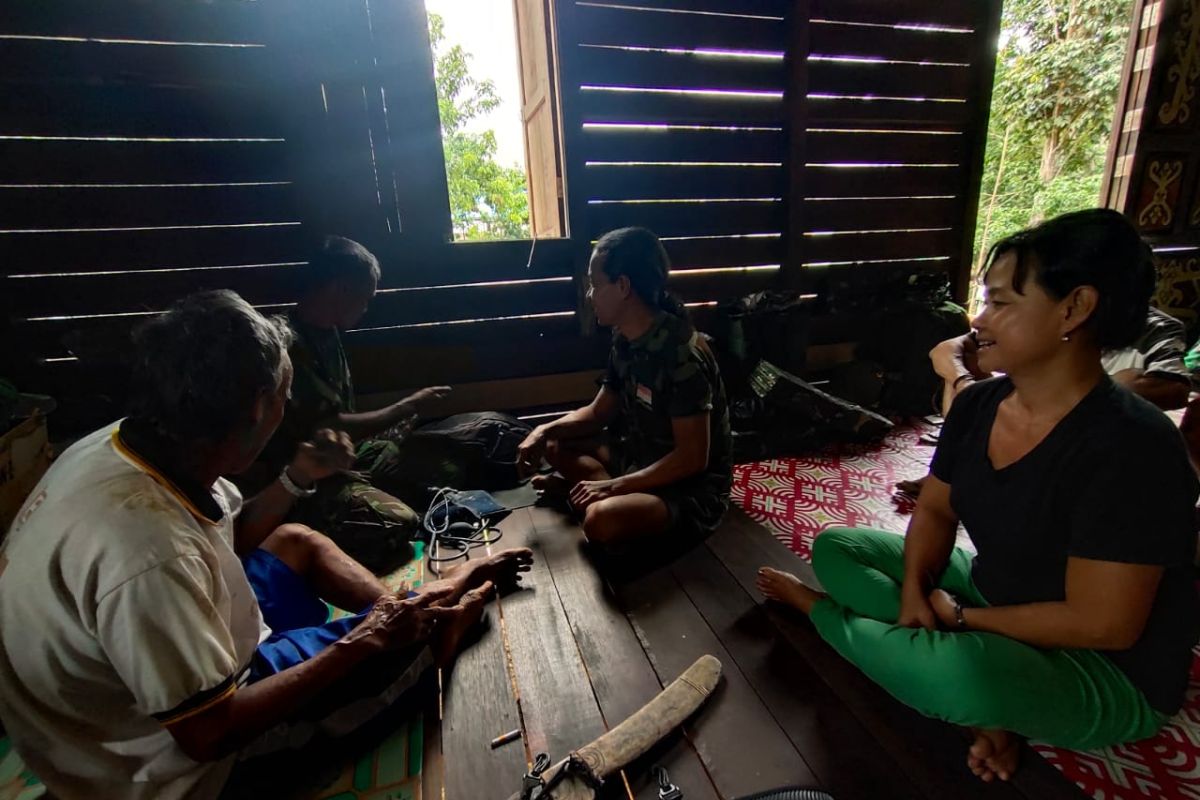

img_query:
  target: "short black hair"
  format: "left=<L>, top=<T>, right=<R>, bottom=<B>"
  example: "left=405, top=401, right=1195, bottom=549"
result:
left=982, top=208, right=1154, bottom=350
left=301, top=235, right=381, bottom=295
left=129, top=290, right=293, bottom=441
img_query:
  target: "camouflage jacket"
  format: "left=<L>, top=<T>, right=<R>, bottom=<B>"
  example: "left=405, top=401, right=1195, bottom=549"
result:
left=256, top=311, right=356, bottom=477
left=602, top=312, right=732, bottom=492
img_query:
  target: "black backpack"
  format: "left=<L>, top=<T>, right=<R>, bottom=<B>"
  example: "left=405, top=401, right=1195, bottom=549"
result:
left=364, top=411, right=533, bottom=510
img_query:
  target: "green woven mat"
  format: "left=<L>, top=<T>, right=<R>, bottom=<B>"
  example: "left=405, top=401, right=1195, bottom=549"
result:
left=311, top=541, right=430, bottom=799
left=0, top=737, right=43, bottom=800
left=329, top=542, right=429, bottom=621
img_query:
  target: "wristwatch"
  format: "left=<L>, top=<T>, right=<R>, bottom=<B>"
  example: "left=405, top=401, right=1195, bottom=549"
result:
left=278, top=466, right=317, bottom=498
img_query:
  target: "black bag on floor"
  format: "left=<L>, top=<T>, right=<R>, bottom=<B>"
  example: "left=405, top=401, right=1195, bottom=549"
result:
left=860, top=302, right=970, bottom=416
left=712, top=291, right=812, bottom=400
left=731, top=360, right=893, bottom=462
left=365, top=411, right=533, bottom=510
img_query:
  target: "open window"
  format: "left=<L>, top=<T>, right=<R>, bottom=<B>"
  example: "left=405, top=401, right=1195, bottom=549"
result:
left=424, top=0, right=566, bottom=242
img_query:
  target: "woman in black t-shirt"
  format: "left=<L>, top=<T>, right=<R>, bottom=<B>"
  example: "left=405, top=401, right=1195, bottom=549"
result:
left=758, top=209, right=1199, bottom=783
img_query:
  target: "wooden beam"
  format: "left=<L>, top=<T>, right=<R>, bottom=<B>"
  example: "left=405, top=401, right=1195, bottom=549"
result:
left=954, top=0, right=1003, bottom=303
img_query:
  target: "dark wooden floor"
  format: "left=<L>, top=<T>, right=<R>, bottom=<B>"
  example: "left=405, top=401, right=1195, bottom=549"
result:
left=421, top=507, right=1086, bottom=800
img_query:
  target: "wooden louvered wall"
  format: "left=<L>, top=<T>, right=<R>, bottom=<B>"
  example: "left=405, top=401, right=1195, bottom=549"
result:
left=554, top=0, right=1001, bottom=310
left=2, top=0, right=1005, bottom=432
left=0, top=0, right=597, bottom=431
left=557, top=0, right=789, bottom=319
left=790, top=0, right=1001, bottom=302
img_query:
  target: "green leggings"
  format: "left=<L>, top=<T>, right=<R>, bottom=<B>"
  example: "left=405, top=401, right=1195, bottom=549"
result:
left=809, top=528, right=1168, bottom=750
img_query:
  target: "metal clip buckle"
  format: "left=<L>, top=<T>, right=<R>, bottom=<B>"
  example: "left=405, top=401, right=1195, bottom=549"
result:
left=521, top=753, right=552, bottom=800
left=653, top=765, right=683, bottom=800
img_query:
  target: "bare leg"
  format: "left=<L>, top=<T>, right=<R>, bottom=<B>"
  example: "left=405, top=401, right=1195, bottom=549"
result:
left=431, top=581, right=495, bottom=667
left=756, top=567, right=827, bottom=614
left=580, top=494, right=671, bottom=546
left=260, top=524, right=387, bottom=611
left=534, top=439, right=612, bottom=496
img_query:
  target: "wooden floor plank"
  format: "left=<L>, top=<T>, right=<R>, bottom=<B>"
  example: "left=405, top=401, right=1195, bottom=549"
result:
left=439, top=601, right=527, bottom=800
left=708, top=511, right=1085, bottom=800
left=672, top=543, right=924, bottom=800
left=614, top=560, right=819, bottom=798
left=421, top=690, right=445, bottom=800
left=527, top=506, right=720, bottom=800
left=494, top=509, right=610, bottom=767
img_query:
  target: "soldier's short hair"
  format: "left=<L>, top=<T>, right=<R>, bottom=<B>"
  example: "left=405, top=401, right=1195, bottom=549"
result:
left=129, top=290, right=293, bottom=441
left=301, top=235, right=381, bottom=295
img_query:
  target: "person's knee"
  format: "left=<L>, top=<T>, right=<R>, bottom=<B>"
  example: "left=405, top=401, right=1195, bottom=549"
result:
left=903, top=642, right=1005, bottom=724
left=582, top=500, right=623, bottom=544
left=543, top=438, right=565, bottom=468
left=263, top=523, right=334, bottom=566
left=811, top=527, right=858, bottom=573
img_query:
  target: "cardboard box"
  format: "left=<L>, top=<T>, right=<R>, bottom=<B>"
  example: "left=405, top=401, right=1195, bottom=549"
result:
left=0, top=415, right=51, bottom=536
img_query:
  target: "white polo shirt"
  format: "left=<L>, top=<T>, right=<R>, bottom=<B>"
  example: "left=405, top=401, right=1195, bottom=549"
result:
left=0, top=424, right=266, bottom=800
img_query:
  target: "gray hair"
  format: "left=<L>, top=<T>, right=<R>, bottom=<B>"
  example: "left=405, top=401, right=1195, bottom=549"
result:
left=129, top=290, right=293, bottom=441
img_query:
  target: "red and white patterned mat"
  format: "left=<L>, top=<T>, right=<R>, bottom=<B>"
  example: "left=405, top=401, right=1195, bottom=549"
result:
left=732, top=421, right=1200, bottom=800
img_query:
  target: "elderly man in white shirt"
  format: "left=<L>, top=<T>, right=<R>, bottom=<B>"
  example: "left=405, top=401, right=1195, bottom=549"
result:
left=0, top=290, right=531, bottom=800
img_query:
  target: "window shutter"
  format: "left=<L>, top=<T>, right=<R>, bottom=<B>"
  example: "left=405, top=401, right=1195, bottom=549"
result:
left=514, top=0, right=567, bottom=238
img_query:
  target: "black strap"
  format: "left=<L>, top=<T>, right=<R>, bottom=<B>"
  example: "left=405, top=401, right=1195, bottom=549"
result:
left=521, top=752, right=603, bottom=799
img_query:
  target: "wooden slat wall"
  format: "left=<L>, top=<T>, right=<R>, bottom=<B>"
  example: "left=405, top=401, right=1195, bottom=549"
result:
left=790, top=0, right=1002, bottom=300
left=555, top=0, right=791, bottom=312
left=0, top=0, right=597, bottom=429
left=555, top=0, right=1002, bottom=310
left=4, top=0, right=1007, bottom=431
left=0, top=0, right=309, bottom=384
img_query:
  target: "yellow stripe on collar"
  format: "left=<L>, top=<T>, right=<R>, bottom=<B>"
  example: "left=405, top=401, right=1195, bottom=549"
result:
left=110, top=430, right=220, bottom=526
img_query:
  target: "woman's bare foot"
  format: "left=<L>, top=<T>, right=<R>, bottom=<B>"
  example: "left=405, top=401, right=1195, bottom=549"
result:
left=895, top=475, right=927, bottom=498
left=968, top=728, right=1020, bottom=782
left=417, top=547, right=533, bottom=605
left=432, top=581, right=494, bottom=666
left=756, top=567, right=826, bottom=615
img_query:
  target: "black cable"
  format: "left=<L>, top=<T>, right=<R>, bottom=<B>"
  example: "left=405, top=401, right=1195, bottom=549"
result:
left=423, top=488, right=505, bottom=577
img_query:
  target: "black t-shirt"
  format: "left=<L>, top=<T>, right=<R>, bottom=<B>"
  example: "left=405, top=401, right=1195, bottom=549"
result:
left=931, top=376, right=1200, bottom=714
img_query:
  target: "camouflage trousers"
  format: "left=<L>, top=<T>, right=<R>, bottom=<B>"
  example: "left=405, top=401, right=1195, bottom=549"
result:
left=288, top=439, right=421, bottom=575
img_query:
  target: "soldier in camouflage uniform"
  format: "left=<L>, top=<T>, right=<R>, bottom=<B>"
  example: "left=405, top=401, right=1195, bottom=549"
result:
left=517, top=227, right=732, bottom=546
left=241, top=236, right=449, bottom=574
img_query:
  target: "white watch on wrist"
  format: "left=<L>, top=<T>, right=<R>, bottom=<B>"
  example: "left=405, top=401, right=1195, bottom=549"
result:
left=278, top=466, right=317, bottom=498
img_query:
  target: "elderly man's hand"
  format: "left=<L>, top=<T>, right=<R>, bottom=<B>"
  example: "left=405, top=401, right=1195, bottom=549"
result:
left=290, top=428, right=355, bottom=484
left=345, top=595, right=454, bottom=653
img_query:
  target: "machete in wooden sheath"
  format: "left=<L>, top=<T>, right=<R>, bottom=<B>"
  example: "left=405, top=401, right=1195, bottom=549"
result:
left=510, top=653, right=722, bottom=800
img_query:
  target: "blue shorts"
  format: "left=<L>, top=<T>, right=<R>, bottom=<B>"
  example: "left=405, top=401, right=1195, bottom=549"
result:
left=242, top=549, right=369, bottom=682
